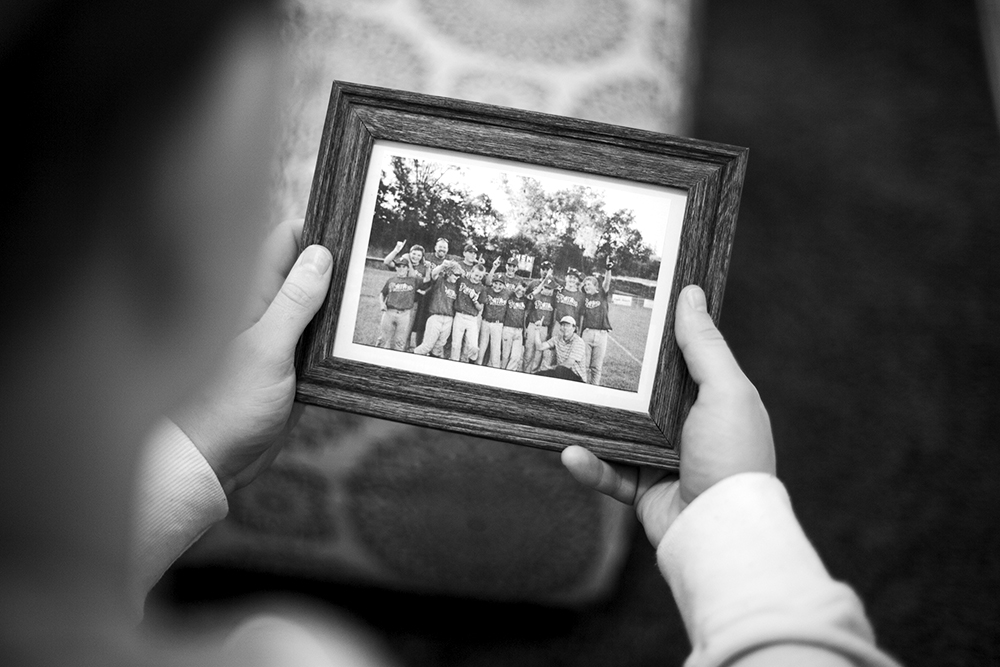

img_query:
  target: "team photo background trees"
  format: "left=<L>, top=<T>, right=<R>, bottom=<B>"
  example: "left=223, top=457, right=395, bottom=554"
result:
left=370, top=156, right=661, bottom=281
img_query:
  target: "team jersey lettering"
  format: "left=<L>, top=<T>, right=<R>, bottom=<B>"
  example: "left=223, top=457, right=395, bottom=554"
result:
left=556, top=293, right=581, bottom=307
left=486, top=294, right=507, bottom=307
left=444, top=286, right=457, bottom=300
left=389, top=283, right=415, bottom=293
left=460, top=282, right=483, bottom=299
left=585, top=298, right=602, bottom=309
left=507, top=300, right=526, bottom=311
left=534, top=301, right=553, bottom=311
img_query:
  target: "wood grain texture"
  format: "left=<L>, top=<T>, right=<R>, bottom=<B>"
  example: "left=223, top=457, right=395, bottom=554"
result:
left=295, top=81, right=747, bottom=470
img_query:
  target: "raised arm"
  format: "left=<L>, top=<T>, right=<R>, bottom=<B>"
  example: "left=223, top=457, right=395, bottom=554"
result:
left=485, top=256, right=502, bottom=285
left=430, top=260, right=451, bottom=279
left=383, top=239, right=406, bottom=268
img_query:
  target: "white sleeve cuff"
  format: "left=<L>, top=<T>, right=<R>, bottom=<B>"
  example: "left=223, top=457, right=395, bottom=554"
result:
left=657, top=473, right=900, bottom=667
left=130, top=418, right=228, bottom=615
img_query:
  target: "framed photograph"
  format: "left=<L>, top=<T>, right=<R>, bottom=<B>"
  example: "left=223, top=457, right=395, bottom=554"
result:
left=295, top=81, right=747, bottom=469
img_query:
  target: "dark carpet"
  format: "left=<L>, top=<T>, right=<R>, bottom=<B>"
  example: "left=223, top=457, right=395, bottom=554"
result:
left=159, top=1, right=1000, bottom=664
left=694, top=0, right=1000, bottom=664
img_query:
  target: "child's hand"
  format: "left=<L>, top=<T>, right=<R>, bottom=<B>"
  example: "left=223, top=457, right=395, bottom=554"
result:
left=561, top=285, right=775, bottom=547
left=394, top=239, right=407, bottom=253
left=171, top=219, right=333, bottom=497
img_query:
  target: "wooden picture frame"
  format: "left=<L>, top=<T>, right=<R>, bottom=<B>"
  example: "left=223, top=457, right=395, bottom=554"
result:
left=295, top=81, right=747, bottom=470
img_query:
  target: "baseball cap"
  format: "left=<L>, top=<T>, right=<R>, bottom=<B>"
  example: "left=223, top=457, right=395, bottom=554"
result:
left=395, top=255, right=411, bottom=266
left=539, top=260, right=552, bottom=270
left=463, top=243, right=478, bottom=253
left=559, top=316, right=577, bottom=327
left=506, top=256, right=518, bottom=265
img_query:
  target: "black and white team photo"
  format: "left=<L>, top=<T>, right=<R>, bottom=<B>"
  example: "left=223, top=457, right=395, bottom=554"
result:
left=351, top=152, right=673, bottom=394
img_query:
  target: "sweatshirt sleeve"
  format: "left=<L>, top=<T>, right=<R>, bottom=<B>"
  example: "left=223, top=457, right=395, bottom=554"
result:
left=130, top=418, right=229, bottom=616
left=657, top=472, right=901, bottom=667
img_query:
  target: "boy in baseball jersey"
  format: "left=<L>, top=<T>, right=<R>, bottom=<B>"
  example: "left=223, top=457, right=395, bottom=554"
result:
left=501, top=281, right=531, bottom=371
left=476, top=277, right=509, bottom=367
left=377, top=256, right=422, bottom=350
left=380, top=241, right=429, bottom=349
left=486, top=255, right=522, bottom=290
left=450, top=263, right=487, bottom=362
left=580, top=263, right=614, bottom=385
left=553, top=268, right=586, bottom=334
left=412, top=260, right=462, bottom=357
left=523, top=260, right=557, bottom=373
left=459, top=242, right=479, bottom=276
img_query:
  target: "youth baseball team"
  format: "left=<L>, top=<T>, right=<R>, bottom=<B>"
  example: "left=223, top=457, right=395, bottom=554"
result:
left=373, top=237, right=616, bottom=385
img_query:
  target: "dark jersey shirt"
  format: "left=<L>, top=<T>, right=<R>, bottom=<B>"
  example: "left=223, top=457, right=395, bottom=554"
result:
left=410, top=261, right=431, bottom=280
left=581, top=286, right=612, bottom=330
left=527, top=277, right=557, bottom=326
left=425, top=276, right=459, bottom=316
left=553, top=288, right=585, bottom=325
left=381, top=275, right=421, bottom=310
left=502, top=296, right=531, bottom=329
left=482, top=290, right=509, bottom=323
left=454, top=278, right=487, bottom=316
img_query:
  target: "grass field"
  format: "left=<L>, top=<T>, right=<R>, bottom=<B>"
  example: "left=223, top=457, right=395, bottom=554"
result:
left=353, top=266, right=652, bottom=393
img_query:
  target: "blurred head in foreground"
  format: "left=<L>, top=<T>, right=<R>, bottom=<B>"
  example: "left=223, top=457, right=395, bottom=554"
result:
left=0, top=1, right=344, bottom=663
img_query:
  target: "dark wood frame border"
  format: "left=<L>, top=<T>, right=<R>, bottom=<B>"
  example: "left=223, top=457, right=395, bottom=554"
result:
left=295, top=81, right=747, bottom=470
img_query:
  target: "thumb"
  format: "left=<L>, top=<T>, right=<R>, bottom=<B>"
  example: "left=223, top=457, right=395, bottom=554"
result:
left=255, top=245, right=333, bottom=355
left=674, top=285, right=744, bottom=389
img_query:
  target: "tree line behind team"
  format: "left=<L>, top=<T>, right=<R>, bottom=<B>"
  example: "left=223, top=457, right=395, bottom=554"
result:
left=375, top=237, right=616, bottom=385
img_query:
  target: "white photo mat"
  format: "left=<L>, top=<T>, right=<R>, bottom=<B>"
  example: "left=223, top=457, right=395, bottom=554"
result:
left=333, top=140, right=687, bottom=413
